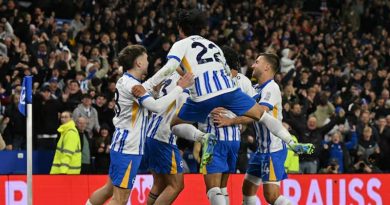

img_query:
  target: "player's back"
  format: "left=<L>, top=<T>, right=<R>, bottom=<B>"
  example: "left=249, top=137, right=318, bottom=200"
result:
left=253, top=80, right=285, bottom=153
left=111, top=73, right=149, bottom=155
left=146, top=73, right=187, bottom=145
left=169, top=35, right=236, bottom=102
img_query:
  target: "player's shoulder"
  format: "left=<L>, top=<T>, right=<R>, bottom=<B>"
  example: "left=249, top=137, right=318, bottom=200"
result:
left=118, top=74, right=141, bottom=90
left=236, top=73, right=251, bottom=82
left=268, top=80, right=281, bottom=90
left=173, top=36, right=194, bottom=46
left=263, top=80, right=279, bottom=89
left=263, top=80, right=281, bottom=96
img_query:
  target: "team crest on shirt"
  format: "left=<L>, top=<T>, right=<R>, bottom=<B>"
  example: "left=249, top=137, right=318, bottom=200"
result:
left=180, top=160, right=184, bottom=168
left=263, top=92, right=271, bottom=101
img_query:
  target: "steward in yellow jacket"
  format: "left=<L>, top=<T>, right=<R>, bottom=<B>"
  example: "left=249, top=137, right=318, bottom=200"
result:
left=50, top=115, right=81, bottom=174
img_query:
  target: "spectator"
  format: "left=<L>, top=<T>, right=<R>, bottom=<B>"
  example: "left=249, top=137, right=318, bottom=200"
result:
left=352, top=153, right=382, bottom=173
left=50, top=111, right=81, bottom=174
left=0, top=18, right=14, bottom=40
left=92, top=94, right=106, bottom=125
left=72, top=94, right=100, bottom=137
left=0, top=133, right=5, bottom=150
left=70, top=13, right=86, bottom=38
left=286, top=110, right=345, bottom=173
left=33, top=87, right=62, bottom=150
left=76, top=116, right=92, bottom=174
left=62, top=80, right=83, bottom=111
left=102, top=100, right=115, bottom=133
left=373, top=98, right=390, bottom=119
left=280, top=48, right=297, bottom=74
left=357, top=127, right=380, bottom=162
left=312, top=92, right=336, bottom=128
left=320, top=128, right=357, bottom=173
left=3, top=93, right=26, bottom=150
left=284, top=102, right=306, bottom=131
left=357, top=110, right=380, bottom=141
left=47, top=77, right=62, bottom=99
left=320, top=158, right=341, bottom=174
left=377, top=116, right=390, bottom=171
left=92, top=124, right=111, bottom=174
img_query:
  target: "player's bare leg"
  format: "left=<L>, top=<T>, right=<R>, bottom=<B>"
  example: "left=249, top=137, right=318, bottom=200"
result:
left=220, top=174, right=230, bottom=205
left=243, top=105, right=315, bottom=155
left=204, top=173, right=225, bottom=205
left=153, top=173, right=184, bottom=205
left=263, top=183, right=280, bottom=204
left=263, top=183, right=292, bottom=205
left=108, top=186, right=131, bottom=205
left=171, top=115, right=217, bottom=170
left=86, top=177, right=113, bottom=205
left=148, top=172, right=166, bottom=205
left=242, top=178, right=259, bottom=205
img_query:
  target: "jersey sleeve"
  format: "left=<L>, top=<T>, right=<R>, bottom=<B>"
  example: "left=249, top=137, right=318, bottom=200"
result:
left=258, top=84, right=280, bottom=110
left=239, top=74, right=257, bottom=97
left=122, top=79, right=142, bottom=104
left=167, top=39, right=188, bottom=63
left=142, top=40, right=188, bottom=91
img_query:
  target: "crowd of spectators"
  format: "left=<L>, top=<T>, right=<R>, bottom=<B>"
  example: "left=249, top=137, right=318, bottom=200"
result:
left=0, top=0, right=389, bottom=174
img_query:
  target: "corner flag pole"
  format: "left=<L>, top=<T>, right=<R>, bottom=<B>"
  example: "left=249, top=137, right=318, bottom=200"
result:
left=27, top=102, right=33, bottom=205
left=19, top=76, right=33, bottom=205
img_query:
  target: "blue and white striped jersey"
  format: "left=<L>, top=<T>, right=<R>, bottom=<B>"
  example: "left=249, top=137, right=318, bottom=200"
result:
left=111, top=73, right=149, bottom=155
left=198, top=73, right=256, bottom=141
left=146, top=73, right=188, bottom=145
left=167, top=35, right=236, bottom=102
left=253, top=80, right=286, bottom=153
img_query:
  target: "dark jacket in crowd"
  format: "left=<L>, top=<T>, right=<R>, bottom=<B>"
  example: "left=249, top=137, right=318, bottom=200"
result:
left=287, top=116, right=345, bottom=162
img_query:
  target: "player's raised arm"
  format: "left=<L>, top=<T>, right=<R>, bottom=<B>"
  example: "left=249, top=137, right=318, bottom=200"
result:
left=142, top=40, right=188, bottom=91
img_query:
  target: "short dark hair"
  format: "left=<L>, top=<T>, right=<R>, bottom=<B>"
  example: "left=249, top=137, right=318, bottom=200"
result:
left=221, top=46, right=240, bottom=70
left=177, top=9, right=207, bottom=36
left=118, top=45, right=147, bottom=70
left=259, top=53, right=280, bottom=73
left=69, top=80, right=80, bottom=87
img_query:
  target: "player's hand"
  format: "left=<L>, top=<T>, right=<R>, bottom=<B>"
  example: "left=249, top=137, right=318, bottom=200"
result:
left=132, top=85, right=147, bottom=97
left=5, top=144, right=12, bottom=150
left=211, top=107, right=228, bottom=115
left=213, top=113, right=234, bottom=127
left=177, top=72, right=194, bottom=89
left=288, top=142, right=315, bottom=155
left=193, top=141, right=201, bottom=164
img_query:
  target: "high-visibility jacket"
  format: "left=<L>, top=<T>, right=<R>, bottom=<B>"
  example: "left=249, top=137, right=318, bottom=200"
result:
left=50, top=120, right=81, bottom=174
left=284, top=135, right=300, bottom=173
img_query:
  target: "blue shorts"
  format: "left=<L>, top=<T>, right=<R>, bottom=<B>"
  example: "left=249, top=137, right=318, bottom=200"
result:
left=246, top=148, right=288, bottom=182
left=204, top=141, right=240, bottom=174
left=178, top=88, right=256, bottom=123
left=109, top=150, right=142, bottom=189
left=144, top=138, right=184, bottom=174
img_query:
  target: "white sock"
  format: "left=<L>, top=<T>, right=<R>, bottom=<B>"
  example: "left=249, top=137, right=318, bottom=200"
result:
left=207, top=187, right=226, bottom=205
left=220, top=187, right=230, bottom=205
left=85, top=199, right=93, bottom=205
left=274, top=195, right=292, bottom=205
left=172, top=124, right=204, bottom=142
left=243, top=195, right=257, bottom=205
left=259, top=112, right=293, bottom=144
